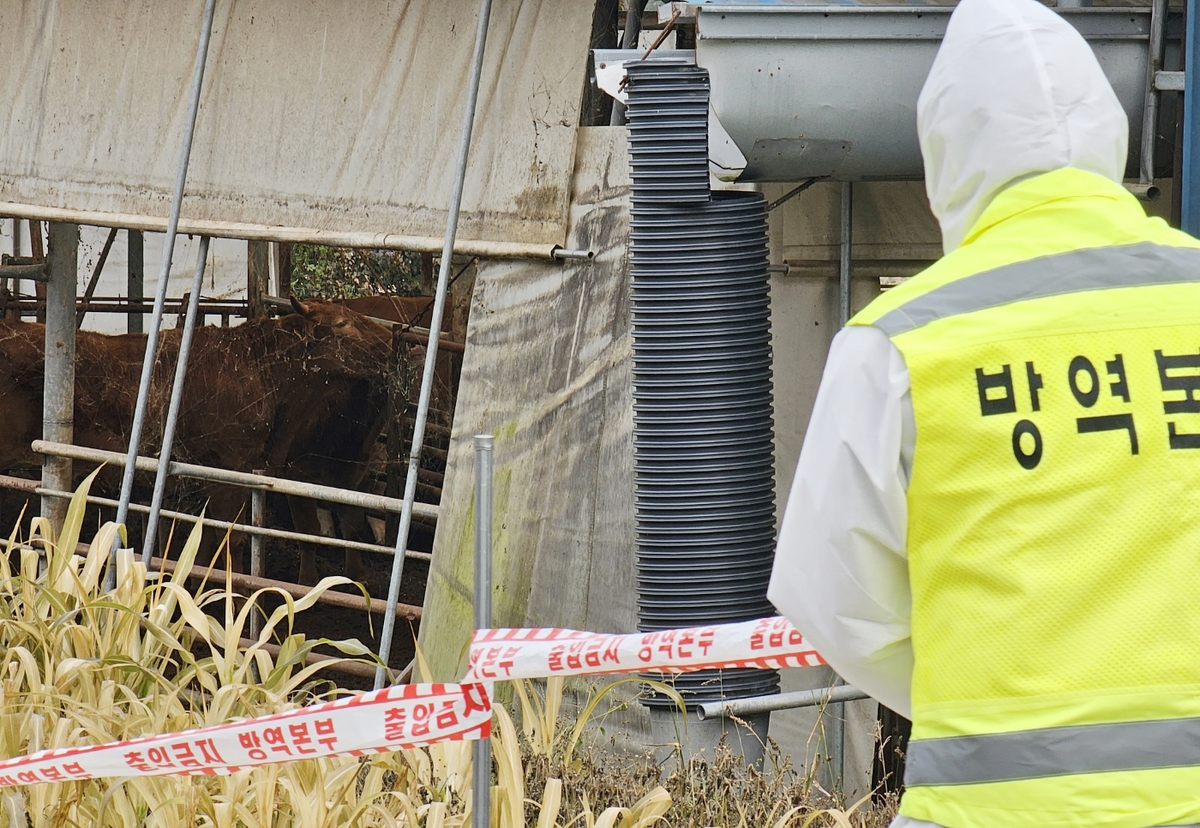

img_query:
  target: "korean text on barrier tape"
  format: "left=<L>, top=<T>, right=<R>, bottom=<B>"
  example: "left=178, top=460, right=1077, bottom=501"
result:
left=0, top=682, right=491, bottom=787
left=463, top=616, right=825, bottom=682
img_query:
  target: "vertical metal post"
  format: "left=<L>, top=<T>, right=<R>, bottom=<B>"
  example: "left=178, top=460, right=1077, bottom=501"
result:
left=1184, top=0, right=1200, bottom=236
left=42, top=223, right=78, bottom=535
left=128, top=230, right=144, bottom=334
left=273, top=243, right=293, bottom=299
left=835, top=182, right=854, bottom=324
left=838, top=181, right=853, bottom=326
left=31, top=221, right=46, bottom=324
left=140, top=237, right=211, bottom=564
left=113, top=0, right=216, bottom=578
left=249, top=478, right=265, bottom=639
left=1140, top=0, right=1168, bottom=187
left=819, top=677, right=846, bottom=794
left=7, top=218, right=21, bottom=319
left=247, top=241, right=270, bottom=319
left=374, top=0, right=496, bottom=689
left=826, top=179, right=853, bottom=791
left=472, top=434, right=494, bottom=828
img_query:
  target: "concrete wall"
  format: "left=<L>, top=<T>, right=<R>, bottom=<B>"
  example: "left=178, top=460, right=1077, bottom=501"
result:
left=764, top=179, right=937, bottom=798
left=419, top=127, right=638, bottom=681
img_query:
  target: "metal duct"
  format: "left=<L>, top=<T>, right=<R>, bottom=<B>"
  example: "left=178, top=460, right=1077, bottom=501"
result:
left=627, top=61, right=779, bottom=709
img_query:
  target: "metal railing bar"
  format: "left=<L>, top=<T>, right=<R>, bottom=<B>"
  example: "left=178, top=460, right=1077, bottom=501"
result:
left=151, top=557, right=422, bottom=620
left=398, top=329, right=467, bottom=355
left=142, top=236, right=212, bottom=564
left=33, top=485, right=432, bottom=562
left=375, top=0, right=496, bottom=690
left=0, top=203, right=584, bottom=261
left=0, top=475, right=40, bottom=493
left=695, top=685, right=870, bottom=720
left=32, top=441, right=439, bottom=520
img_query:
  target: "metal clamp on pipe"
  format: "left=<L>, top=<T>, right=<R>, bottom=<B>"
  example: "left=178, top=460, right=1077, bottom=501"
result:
left=695, top=684, right=870, bottom=721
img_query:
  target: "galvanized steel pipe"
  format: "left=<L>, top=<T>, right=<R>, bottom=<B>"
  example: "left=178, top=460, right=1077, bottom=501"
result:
left=696, top=685, right=870, bottom=721
left=839, top=181, right=853, bottom=327
left=35, top=484, right=431, bottom=563
left=472, top=434, right=494, bottom=828
left=375, top=0, right=496, bottom=690
left=0, top=203, right=591, bottom=263
left=114, top=0, right=217, bottom=580
left=1140, top=0, right=1168, bottom=187
left=141, top=236, right=211, bottom=564
left=1184, top=0, right=1200, bottom=235
left=33, top=440, right=438, bottom=520
left=249, top=473, right=266, bottom=639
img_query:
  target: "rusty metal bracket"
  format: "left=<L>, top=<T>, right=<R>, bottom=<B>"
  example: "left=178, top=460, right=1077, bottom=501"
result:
left=0, top=255, right=48, bottom=282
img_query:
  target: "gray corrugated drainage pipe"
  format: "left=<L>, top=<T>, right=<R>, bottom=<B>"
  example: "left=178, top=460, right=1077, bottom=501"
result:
left=626, top=61, right=779, bottom=764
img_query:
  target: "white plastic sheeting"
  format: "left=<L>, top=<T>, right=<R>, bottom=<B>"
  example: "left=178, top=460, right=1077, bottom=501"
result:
left=0, top=0, right=593, bottom=248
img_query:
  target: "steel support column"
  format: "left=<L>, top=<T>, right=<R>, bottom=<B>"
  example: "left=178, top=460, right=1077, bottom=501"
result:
left=42, top=223, right=78, bottom=533
left=128, top=230, right=144, bottom=334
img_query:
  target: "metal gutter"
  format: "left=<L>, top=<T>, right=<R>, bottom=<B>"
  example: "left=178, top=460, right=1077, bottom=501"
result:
left=693, top=5, right=1171, bottom=181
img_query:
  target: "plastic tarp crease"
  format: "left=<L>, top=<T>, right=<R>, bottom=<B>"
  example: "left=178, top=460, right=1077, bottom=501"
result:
left=0, top=0, right=592, bottom=247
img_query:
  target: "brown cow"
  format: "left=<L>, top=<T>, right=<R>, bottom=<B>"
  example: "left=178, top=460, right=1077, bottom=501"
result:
left=338, top=295, right=447, bottom=332
left=0, top=299, right=393, bottom=583
left=337, top=295, right=461, bottom=428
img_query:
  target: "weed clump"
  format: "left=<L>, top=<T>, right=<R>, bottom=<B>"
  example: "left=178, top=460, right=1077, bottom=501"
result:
left=0, top=475, right=896, bottom=826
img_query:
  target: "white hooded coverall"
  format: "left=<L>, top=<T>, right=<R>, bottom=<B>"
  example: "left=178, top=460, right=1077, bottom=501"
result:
left=764, top=0, right=1189, bottom=825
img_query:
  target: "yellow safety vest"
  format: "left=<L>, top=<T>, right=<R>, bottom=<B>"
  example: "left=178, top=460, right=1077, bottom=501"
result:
left=851, top=168, right=1200, bottom=828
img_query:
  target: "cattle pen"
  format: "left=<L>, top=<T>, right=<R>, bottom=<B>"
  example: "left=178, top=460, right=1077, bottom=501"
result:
left=0, top=0, right=591, bottom=689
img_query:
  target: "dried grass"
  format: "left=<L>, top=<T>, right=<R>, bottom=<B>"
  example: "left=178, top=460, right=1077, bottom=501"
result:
left=0, top=475, right=897, bottom=826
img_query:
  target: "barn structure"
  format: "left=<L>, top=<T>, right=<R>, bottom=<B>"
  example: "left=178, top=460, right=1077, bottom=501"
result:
left=0, top=0, right=1197, bottom=799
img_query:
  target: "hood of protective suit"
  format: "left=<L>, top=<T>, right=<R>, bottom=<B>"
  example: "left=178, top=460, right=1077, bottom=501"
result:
left=917, top=0, right=1128, bottom=253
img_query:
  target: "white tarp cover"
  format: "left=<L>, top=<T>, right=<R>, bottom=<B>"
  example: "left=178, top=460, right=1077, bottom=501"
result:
left=0, top=0, right=593, bottom=247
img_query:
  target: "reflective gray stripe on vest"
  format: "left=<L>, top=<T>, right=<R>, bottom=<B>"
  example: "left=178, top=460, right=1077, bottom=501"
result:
left=906, top=716, right=1200, bottom=786
left=873, top=242, right=1200, bottom=338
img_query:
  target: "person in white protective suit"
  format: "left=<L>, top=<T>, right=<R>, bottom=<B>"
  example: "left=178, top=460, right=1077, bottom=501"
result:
left=769, top=0, right=1200, bottom=825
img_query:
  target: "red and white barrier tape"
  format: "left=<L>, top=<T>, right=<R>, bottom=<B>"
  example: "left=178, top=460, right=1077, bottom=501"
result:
left=0, top=617, right=824, bottom=786
left=463, top=616, right=825, bottom=682
left=0, top=682, right=490, bottom=788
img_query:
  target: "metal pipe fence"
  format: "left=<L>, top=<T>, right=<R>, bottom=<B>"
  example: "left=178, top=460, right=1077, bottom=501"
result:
left=33, top=441, right=439, bottom=520
left=28, top=484, right=432, bottom=563
left=472, top=434, right=494, bottom=828
left=2, top=440, right=440, bottom=636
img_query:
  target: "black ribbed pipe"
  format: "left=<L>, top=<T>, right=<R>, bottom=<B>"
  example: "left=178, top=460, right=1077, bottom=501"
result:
left=627, top=61, right=779, bottom=708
